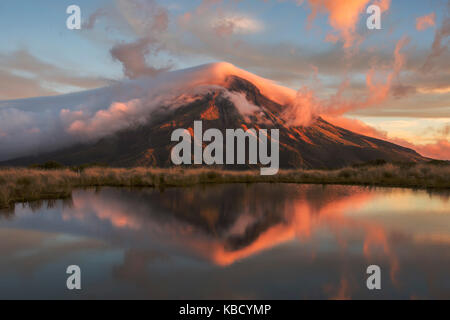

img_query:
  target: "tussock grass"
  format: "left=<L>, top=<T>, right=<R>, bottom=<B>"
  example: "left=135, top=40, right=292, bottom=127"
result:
left=0, top=163, right=449, bottom=209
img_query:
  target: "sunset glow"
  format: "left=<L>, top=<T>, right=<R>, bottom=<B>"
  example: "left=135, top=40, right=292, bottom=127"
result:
left=0, top=0, right=448, bottom=160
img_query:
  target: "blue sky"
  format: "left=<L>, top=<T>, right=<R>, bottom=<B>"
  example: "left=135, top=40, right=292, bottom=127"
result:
left=0, top=0, right=445, bottom=81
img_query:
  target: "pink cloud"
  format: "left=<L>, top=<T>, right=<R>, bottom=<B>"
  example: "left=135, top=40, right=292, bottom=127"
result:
left=306, top=0, right=391, bottom=48
left=282, top=36, right=409, bottom=126
left=323, top=115, right=450, bottom=160
left=416, top=12, right=436, bottom=31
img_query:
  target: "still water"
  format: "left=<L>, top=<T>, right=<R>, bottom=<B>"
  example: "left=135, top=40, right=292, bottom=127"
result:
left=0, top=184, right=449, bottom=299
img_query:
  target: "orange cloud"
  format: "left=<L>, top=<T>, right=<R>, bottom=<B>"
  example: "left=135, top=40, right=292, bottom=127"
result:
left=63, top=100, right=149, bottom=139
left=321, top=115, right=388, bottom=138
left=421, top=14, right=450, bottom=72
left=411, top=140, right=450, bottom=160
left=284, top=36, right=409, bottom=126
left=417, top=86, right=450, bottom=94
left=365, top=36, right=409, bottom=105
left=416, top=12, right=436, bottom=31
left=306, top=0, right=391, bottom=48
left=322, top=116, right=450, bottom=160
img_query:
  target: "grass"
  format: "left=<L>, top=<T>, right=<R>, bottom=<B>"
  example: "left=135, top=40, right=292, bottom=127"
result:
left=0, top=162, right=449, bottom=209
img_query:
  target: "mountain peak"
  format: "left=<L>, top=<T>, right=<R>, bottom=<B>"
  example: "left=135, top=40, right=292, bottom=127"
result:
left=0, top=62, right=428, bottom=166
left=151, top=62, right=297, bottom=106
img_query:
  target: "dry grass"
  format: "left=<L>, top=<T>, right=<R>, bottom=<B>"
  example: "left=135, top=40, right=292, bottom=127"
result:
left=0, top=163, right=449, bottom=209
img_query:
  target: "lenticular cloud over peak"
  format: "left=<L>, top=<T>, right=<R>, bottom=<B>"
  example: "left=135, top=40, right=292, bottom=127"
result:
left=0, top=62, right=298, bottom=161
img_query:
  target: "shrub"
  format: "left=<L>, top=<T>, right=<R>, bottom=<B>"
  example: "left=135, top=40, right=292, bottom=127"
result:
left=352, top=159, right=387, bottom=168
left=338, top=169, right=353, bottom=178
left=29, top=161, right=65, bottom=170
left=0, top=164, right=448, bottom=209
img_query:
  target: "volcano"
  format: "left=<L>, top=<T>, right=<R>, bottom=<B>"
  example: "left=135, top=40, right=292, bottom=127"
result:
left=0, top=62, right=427, bottom=169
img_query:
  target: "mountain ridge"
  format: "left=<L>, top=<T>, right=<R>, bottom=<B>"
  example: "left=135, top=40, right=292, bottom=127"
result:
left=1, top=70, right=427, bottom=169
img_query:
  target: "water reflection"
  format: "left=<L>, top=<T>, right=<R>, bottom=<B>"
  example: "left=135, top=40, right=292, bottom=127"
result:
left=0, top=184, right=449, bottom=299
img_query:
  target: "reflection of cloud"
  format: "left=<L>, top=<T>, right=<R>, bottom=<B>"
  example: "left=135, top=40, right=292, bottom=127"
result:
left=414, top=234, right=450, bottom=245
left=64, top=185, right=379, bottom=268
left=363, top=225, right=399, bottom=285
left=205, top=189, right=375, bottom=266
left=0, top=228, right=105, bottom=276
left=57, top=184, right=450, bottom=285
left=326, top=277, right=352, bottom=300
left=4, top=184, right=450, bottom=299
left=113, top=249, right=169, bottom=283
left=63, top=191, right=142, bottom=230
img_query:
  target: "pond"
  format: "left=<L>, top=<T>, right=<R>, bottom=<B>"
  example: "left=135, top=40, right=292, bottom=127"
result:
left=0, top=184, right=449, bottom=299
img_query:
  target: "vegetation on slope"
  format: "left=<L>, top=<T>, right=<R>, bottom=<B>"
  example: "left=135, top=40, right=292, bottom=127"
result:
left=0, top=161, right=449, bottom=209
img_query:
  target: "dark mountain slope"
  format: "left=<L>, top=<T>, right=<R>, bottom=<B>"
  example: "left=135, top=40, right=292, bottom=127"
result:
left=1, top=75, right=426, bottom=169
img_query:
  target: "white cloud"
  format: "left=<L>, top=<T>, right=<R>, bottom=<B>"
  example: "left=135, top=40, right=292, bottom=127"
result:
left=0, top=63, right=283, bottom=161
left=211, top=14, right=264, bottom=36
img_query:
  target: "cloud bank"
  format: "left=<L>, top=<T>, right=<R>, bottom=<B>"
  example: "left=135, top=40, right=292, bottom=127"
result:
left=0, top=50, right=112, bottom=100
left=0, top=63, right=295, bottom=161
left=281, top=36, right=410, bottom=125
left=0, top=61, right=448, bottom=161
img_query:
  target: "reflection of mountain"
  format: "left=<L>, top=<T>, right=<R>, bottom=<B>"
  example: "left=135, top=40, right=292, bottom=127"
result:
left=5, top=185, right=448, bottom=270
left=67, top=185, right=298, bottom=249
left=59, top=185, right=381, bottom=265
left=2, top=64, right=427, bottom=168
left=7, top=184, right=447, bottom=267
left=2, top=184, right=450, bottom=299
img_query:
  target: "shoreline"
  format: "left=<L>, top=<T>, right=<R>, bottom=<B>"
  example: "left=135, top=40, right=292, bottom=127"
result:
left=1, top=164, right=449, bottom=209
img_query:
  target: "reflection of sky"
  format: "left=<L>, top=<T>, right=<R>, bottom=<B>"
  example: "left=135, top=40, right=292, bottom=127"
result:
left=0, top=184, right=449, bottom=299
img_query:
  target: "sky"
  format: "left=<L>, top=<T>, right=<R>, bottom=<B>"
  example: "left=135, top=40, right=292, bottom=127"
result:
left=0, top=0, right=449, bottom=159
